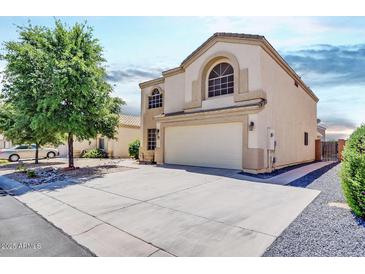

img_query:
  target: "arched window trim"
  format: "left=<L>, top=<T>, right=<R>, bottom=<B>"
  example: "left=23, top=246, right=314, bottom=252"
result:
left=151, top=88, right=160, bottom=96
left=148, top=88, right=163, bottom=109
left=207, top=61, right=234, bottom=98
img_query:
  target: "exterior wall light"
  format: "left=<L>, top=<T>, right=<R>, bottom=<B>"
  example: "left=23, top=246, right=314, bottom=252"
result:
left=249, top=121, right=255, bottom=131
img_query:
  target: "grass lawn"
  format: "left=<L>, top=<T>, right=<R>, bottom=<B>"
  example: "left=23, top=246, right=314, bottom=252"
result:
left=0, top=159, right=9, bottom=165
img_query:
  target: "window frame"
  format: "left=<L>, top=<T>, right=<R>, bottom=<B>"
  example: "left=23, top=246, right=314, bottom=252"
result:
left=147, top=129, right=157, bottom=150
left=304, top=132, right=309, bottom=146
left=148, top=88, right=163, bottom=109
left=207, top=62, right=234, bottom=98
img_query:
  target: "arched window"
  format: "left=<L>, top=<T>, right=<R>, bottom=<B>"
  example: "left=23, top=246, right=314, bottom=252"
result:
left=148, top=88, right=163, bottom=109
left=208, top=62, right=234, bottom=98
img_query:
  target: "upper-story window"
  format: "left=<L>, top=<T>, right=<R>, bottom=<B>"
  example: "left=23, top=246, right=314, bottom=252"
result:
left=208, top=62, right=234, bottom=98
left=148, top=88, right=163, bottom=109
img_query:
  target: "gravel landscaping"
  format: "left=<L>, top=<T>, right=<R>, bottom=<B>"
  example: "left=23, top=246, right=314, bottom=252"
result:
left=1, top=158, right=135, bottom=186
left=264, top=163, right=365, bottom=257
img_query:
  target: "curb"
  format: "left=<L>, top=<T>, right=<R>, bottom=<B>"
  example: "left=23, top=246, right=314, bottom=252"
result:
left=0, top=175, right=32, bottom=196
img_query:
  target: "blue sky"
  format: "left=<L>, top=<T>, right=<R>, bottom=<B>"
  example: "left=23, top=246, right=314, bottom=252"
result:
left=0, top=16, right=364, bottom=139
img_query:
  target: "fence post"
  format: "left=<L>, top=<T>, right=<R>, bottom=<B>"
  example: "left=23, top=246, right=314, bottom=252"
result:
left=338, top=139, right=346, bottom=161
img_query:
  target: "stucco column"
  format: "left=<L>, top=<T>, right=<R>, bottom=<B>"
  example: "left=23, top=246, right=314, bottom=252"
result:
left=242, top=116, right=266, bottom=172
left=155, top=125, right=164, bottom=164
left=338, top=139, right=346, bottom=161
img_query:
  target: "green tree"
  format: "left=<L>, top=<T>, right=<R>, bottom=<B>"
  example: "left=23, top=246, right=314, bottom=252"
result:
left=0, top=103, right=63, bottom=163
left=1, top=21, right=123, bottom=168
left=0, top=24, right=63, bottom=163
left=35, top=20, right=123, bottom=168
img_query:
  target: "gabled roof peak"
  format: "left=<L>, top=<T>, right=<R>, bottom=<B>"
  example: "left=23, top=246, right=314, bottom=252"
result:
left=180, top=32, right=265, bottom=67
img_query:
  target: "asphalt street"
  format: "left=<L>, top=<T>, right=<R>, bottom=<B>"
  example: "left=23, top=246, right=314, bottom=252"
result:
left=0, top=188, right=93, bottom=257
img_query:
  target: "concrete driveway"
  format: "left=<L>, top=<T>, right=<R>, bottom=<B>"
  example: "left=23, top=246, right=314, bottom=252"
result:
left=9, top=165, right=319, bottom=256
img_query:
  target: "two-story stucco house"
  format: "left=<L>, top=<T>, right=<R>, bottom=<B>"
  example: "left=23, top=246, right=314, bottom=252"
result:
left=139, top=33, right=318, bottom=173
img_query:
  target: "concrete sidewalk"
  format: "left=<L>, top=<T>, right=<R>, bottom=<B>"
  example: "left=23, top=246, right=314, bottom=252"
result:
left=0, top=189, right=93, bottom=257
left=233, top=161, right=335, bottom=185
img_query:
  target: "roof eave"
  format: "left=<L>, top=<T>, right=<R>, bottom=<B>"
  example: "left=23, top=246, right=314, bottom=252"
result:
left=139, top=77, right=165, bottom=89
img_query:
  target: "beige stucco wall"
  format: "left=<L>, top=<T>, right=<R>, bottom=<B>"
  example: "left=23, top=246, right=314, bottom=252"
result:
left=258, top=48, right=317, bottom=168
left=184, top=42, right=262, bottom=106
left=164, top=73, right=185, bottom=114
left=107, top=126, right=140, bottom=158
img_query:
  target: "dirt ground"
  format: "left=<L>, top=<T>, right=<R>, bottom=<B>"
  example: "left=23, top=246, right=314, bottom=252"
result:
left=0, top=158, right=137, bottom=185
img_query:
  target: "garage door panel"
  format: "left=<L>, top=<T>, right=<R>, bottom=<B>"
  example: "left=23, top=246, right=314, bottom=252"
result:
left=164, top=123, right=242, bottom=170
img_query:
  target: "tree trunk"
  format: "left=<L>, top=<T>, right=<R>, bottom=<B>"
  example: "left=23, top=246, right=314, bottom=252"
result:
left=68, top=133, right=74, bottom=168
left=35, top=143, right=39, bottom=164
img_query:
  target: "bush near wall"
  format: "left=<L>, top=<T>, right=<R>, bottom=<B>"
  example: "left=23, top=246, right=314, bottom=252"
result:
left=128, top=140, right=140, bottom=159
left=340, top=125, right=365, bottom=218
left=81, top=148, right=107, bottom=158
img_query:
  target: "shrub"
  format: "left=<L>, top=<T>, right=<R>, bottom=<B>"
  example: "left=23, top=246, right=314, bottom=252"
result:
left=128, top=139, right=140, bottom=159
left=81, top=148, right=107, bottom=159
left=16, top=163, right=27, bottom=173
left=340, top=124, right=365, bottom=218
left=26, top=169, right=37, bottom=178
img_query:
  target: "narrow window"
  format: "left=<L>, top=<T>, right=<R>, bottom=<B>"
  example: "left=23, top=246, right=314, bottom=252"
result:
left=208, top=62, right=234, bottom=98
left=148, top=89, right=163, bottom=109
left=304, top=132, right=309, bottom=146
left=294, top=81, right=299, bottom=87
left=148, top=129, right=157, bottom=150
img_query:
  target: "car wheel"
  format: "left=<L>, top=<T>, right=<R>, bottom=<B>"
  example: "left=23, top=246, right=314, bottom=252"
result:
left=47, top=151, right=56, bottom=159
left=9, top=154, right=20, bottom=162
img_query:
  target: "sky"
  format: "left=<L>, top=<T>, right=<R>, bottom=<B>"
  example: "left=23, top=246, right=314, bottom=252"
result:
left=0, top=16, right=364, bottom=140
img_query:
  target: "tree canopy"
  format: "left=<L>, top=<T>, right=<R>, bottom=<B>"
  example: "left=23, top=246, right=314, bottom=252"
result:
left=0, top=24, right=63, bottom=163
left=1, top=20, right=124, bottom=167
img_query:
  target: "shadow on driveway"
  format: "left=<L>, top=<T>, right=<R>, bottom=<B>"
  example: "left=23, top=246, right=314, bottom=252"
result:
left=158, top=162, right=339, bottom=188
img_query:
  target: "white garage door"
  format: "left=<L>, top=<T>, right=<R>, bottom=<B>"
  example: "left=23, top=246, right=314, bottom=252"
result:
left=164, top=122, right=243, bottom=170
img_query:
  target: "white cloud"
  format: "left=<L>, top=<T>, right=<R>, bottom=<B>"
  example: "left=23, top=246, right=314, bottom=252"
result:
left=198, top=17, right=365, bottom=49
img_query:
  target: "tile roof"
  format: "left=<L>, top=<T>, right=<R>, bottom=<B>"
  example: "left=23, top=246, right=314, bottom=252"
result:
left=120, top=114, right=141, bottom=127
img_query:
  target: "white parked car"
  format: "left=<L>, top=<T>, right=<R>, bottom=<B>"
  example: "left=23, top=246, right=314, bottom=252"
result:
left=0, top=144, right=59, bottom=162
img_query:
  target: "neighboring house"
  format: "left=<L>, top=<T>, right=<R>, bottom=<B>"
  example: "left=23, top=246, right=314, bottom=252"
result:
left=58, top=114, right=141, bottom=158
left=139, top=33, right=319, bottom=173
left=98, top=114, right=141, bottom=158
left=58, top=139, right=97, bottom=158
left=317, top=124, right=327, bottom=141
left=0, top=134, right=12, bottom=149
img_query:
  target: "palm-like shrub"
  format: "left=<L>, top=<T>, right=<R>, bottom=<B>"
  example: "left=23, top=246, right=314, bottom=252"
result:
left=340, top=125, right=365, bottom=217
